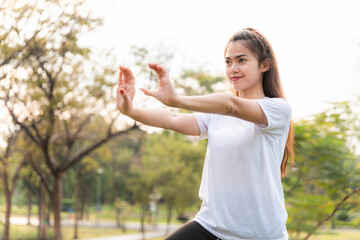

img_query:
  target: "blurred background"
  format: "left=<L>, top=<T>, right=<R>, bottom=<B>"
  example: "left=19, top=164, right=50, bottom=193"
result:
left=0, top=0, right=359, bottom=240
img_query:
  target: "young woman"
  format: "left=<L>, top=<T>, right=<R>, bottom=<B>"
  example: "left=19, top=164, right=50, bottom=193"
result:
left=116, top=28, right=294, bottom=240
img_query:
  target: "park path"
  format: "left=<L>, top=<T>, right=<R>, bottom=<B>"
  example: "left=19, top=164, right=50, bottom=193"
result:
left=82, top=230, right=168, bottom=240
left=7, top=216, right=181, bottom=240
left=78, top=221, right=180, bottom=240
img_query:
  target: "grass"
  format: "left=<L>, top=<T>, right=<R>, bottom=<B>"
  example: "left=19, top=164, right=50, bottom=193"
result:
left=150, top=230, right=360, bottom=240
left=1, top=204, right=189, bottom=224
left=290, top=230, right=360, bottom=240
left=0, top=224, right=135, bottom=240
left=2, top=205, right=360, bottom=240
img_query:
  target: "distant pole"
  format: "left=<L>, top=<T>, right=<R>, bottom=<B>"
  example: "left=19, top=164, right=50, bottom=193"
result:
left=96, top=168, right=103, bottom=227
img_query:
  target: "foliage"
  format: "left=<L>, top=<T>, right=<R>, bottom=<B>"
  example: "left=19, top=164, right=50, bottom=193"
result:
left=0, top=1, right=136, bottom=239
left=130, top=131, right=205, bottom=215
left=178, top=68, right=226, bottom=95
left=284, top=101, right=360, bottom=239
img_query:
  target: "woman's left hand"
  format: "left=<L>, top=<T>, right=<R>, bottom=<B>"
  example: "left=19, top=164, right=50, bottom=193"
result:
left=140, top=63, right=179, bottom=107
left=116, top=66, right=136, bottom=116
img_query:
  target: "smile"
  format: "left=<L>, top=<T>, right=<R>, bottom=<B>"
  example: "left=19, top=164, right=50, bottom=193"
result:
left=231, top=76, right=243, bottom=81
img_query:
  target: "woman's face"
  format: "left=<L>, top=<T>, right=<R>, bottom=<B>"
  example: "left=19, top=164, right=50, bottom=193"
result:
left=225, top=41, right=268, bottom=97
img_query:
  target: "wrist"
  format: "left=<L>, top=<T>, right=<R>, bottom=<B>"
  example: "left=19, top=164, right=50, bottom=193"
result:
left=125, top=107, right=137, bottom=118
left=171, top=95, right=184, bottom=108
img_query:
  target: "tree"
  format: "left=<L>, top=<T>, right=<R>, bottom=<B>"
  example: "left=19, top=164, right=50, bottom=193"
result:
left=284, top=101, right=360, bottom=239
left=72, top=157, right=98, bottom=239
left=1, top=1, right=137, bottom=239
left=0, top=130, right=28, bottom=240
left=105, top=138, right=138, bottom=230
left=20, top=160, right=49, bottom=239
left=0, top=0, right=40, bottom=81
left=134, top=131, right=205, bottom=236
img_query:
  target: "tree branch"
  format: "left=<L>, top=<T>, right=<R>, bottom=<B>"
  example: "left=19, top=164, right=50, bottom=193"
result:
left=10, top=151, right=28, bottom=196
left=0, top=0, right=7, bottom=10
left=58, top=125, right=138, bottom=173
left=107, top=113, right=121, bottom=137
left=303, top=186, right=360, bottom=240
left=31, top=119, right=44, bottom=143
left=28, top=156, right=52, bottom=196
left=0, top=29, right=39, bottom=67
left=5, top=94, right=41, bottom=146
left=4, top=133, right=17, bottom=159
left=41, top=143, right=56, bottom=174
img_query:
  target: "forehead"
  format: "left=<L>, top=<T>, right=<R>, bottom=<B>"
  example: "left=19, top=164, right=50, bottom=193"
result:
left=225, top=41, right=255, bottom=58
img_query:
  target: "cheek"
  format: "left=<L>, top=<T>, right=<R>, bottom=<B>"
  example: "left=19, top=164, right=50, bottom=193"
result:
left=225, top=67, right=231, bottom=79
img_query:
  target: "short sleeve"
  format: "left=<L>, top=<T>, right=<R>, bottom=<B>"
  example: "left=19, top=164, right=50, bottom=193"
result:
left=255, top=98, right=292, bottom=136
left=193, top=113, right=211, bottom=140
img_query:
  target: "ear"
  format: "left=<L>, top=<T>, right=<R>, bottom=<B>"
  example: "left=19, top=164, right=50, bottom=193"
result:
left=260, top=58, right=271, bottom=72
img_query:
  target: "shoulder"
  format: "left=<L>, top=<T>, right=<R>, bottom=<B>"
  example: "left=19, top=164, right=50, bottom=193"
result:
left=255, top=97, right=292, bottom=116
left=256, top=97, right=290, bottom=106
left=255, top=97, right=292, bottom=132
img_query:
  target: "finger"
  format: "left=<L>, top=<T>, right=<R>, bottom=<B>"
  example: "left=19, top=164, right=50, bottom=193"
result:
left=121, top=66, right=135, bottom=85
left=117, top=88, right=130, bottom=111
left=148, top=63, right=168, bottom=77
left=119, top=88, right=129, bottom=101
left=119, top=66, right=129, bottom=84
left=118, top=88, right=129, bottom=103
left=125, top=67, right=135, bottom=85
left=117, top=88, right=124, bottom=98
left=139, top=88, right=155, bottom=97
left=116, top=88, right=124, bottom=106
left=118, top=67, right=124, bottom=86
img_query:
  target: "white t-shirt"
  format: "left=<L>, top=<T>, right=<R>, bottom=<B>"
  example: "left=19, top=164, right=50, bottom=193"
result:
left=193, top=97, right=291, bottom=240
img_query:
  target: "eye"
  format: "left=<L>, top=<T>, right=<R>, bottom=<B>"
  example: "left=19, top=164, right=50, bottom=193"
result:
left=239, top=58, right=246, bottom=63
left=225, top=60, right=231, bottom=65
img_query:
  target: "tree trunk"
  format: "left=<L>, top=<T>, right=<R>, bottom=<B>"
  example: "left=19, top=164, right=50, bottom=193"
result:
left=40, top=183, right=47, bottom=240
left=114, top=182, right=121, bottom=229
left=80, top=197, right=85, bottom=220
left=165, top=205, right=173, bottom=237
left=140, top=204, right=146, bottom=240
left=84, top=183, right=92, bottom=220
left=2, top=190, right=12, bottom=240
left=74, top=171, right=81, bottom=239
left=116, top=206, right=121, bottom=228
left=27, top=190, right=32, bottom=225
left=37, top=187, right=41, bottom=240
left=52, top=174, right=63, bottom=240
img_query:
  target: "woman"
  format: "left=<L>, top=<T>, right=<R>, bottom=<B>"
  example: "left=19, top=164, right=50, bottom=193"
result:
left=116, top=28, right=294, bottom=240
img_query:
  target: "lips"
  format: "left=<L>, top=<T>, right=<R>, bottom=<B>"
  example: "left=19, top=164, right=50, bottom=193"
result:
left=231, top=76, right=243, bottom=81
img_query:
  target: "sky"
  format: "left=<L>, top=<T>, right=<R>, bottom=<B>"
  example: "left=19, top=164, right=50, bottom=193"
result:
left=82, top=0, right=360, bottom=120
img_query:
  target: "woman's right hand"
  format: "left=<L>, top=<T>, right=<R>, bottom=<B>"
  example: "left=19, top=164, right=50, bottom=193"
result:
left=116, top=66, right=136, bottom=116
left=140, top=63, right=180, bottom=107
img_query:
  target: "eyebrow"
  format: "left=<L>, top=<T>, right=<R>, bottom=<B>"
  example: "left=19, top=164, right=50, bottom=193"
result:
left=225, top=54, right=248, bottom=60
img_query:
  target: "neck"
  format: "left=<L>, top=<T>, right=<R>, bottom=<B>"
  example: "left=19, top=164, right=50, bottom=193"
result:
left=237, top=88, right=265, bottom=99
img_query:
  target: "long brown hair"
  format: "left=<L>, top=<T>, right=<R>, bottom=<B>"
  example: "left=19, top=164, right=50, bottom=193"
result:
left=225, top=28, right=294, bottom=178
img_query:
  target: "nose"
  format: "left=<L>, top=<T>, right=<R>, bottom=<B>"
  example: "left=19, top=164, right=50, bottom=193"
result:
left=230, top=63, right=239, bottom=74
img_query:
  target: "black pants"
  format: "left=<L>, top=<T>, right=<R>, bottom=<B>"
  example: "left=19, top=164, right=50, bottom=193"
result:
left=164, top=221, right=221, bottom=240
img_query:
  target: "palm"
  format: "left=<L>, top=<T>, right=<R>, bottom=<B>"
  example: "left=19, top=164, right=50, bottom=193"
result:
left=119, top=83, right=135, bottom=101
left=116, top=66, right=136, bottom=115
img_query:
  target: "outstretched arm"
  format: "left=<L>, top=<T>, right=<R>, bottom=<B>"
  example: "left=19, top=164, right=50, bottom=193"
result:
left=116, top=66, right=200, bottom=136
left=175, top=93, right=267, bottom=125
left=141, top=64, right=267, bottom=125
left=126, top=108, right=200, bottom=136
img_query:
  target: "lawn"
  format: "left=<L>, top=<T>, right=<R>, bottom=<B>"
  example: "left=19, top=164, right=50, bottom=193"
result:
left=0, top=224, right=135, bottom=240
left=150, top=230, right=360, bottom=240
left=290, top=230, right=360, bottom=240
